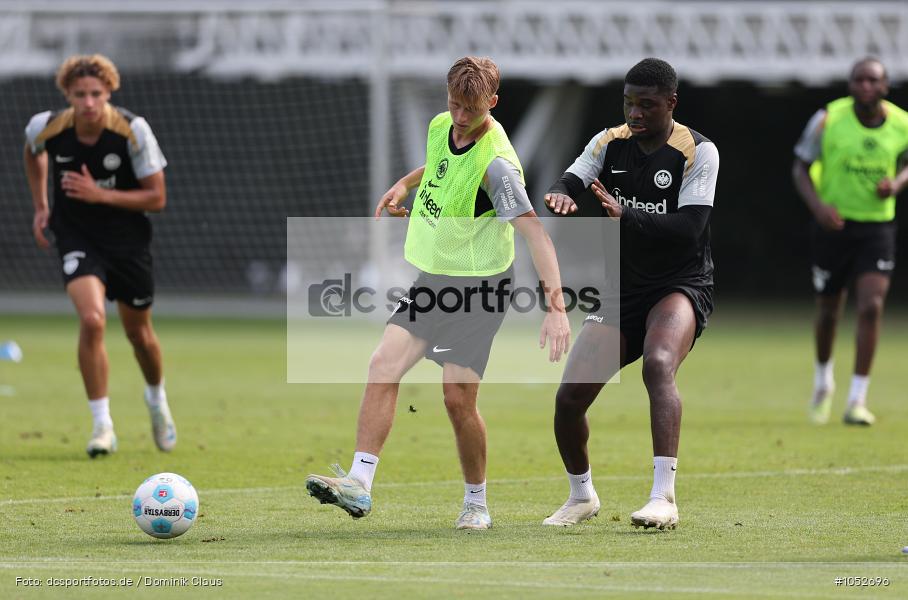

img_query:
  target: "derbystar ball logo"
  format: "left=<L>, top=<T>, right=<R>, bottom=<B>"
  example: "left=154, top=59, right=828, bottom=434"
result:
left=613, top=188, right=666, bottom=214
left=144, top=507, right=181, bottom=517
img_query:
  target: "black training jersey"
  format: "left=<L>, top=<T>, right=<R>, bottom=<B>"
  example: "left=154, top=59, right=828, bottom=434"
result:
left=564, top=122, right=719, bottom=294
left=25, top=105, right=167, bottom=251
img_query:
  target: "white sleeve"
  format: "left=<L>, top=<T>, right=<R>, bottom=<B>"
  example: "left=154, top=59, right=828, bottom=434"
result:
left=678, top=141, right=719, bottom=208
left=129, top=117, right=167, bottom=179
left=565, top=129, right=609, bottom=187
left=24, top=111, right=52, bottom=154
left=794, top=109, right=826, bottom=163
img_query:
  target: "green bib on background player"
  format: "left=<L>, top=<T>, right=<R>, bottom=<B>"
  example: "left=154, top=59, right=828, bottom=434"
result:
left=405, top=112, right=524, bottom=276
left=809, top=97, right=908, bottom=222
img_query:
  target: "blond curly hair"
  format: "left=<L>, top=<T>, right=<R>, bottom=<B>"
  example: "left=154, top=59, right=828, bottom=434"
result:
left=55, top=54, right=121, bottom=94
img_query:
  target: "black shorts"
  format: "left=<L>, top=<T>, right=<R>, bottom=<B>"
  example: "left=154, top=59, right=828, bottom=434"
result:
left=810, top=220, right=896, bottom=296
left=56, top=234, right=155, bottom=310
left=583, top=285, right=713, bottom=365
left=387, top=267, right=513, bottom=378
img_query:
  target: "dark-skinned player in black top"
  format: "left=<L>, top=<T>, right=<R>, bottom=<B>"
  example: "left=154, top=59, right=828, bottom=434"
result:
left=541, top=58, right=719, bottom=530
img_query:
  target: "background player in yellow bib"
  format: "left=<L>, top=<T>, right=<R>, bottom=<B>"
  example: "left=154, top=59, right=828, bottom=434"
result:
left=23, top=55, right=174, bottom=458
left=306, top=56, right=571, bottom=530
left=793, top=57, right=908, bottom=426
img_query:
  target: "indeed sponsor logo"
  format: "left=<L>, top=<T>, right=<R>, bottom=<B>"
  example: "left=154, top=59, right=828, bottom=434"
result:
left=418, top=186, right=442, bottom=219
left=613, top=188, right=666, bottom=214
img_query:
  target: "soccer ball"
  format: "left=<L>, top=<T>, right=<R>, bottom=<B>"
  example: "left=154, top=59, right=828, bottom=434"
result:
left=132, top=472, right=199, bottom=539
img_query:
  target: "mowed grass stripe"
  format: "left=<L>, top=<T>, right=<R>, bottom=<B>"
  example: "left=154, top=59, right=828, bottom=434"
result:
left=4, top=463, right=908, bottom=505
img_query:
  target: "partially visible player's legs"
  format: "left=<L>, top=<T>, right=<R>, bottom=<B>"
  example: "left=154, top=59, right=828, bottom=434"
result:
left=844, top=273, right=890, bottom=425
left=810, top=290, right=845, bottom=424
left=118, top=302, right=162, bottom=384
left=544, top=323, right=623, bottom=526
left=118, top=302, right=175, bottom=450
left=67, top=276, right=116, bottom=457
left=441, top=364, right=490, bottom=529
left=306, top=324, right=427, bottom=518
left=631, top=293, right=696, bottom=530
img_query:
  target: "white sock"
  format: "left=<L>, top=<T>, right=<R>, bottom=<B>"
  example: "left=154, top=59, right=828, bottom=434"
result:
left=347, top=452, right=379, bottom=491
left=88, top=397, right=113, bottom=429
left=650, top=456, right=677, bottom=503
left=144, top=380, right=166, bottom=407
left=567, top=468, right=596, bottom=501
left=814, top=360, right=834, bottom=392
left=464, top=481, right=487, bottom=507
left=847, top=375, right=869, bottom=408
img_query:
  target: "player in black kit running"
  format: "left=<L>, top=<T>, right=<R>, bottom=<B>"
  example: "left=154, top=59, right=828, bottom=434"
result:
left=23, top=54, right=176, bottom=458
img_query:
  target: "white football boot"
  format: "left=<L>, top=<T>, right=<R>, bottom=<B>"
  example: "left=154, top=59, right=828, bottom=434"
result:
left=843, top=404, right=876, bottom=426
left=455, top=502, right=492, bottom=530
left=542, top=495, right=601, bottom=526
left=146, top=390, right=177, bottom=452
left=630, top=498, right=679, bottom=530
left=809, top=385, right=833, bottom=425
left=86, top=424, right=118, bottom=458
left=306, top=465, right=373, bottom=519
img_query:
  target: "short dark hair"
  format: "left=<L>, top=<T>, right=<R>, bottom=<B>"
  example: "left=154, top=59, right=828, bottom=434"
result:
left=625, top=58, right=677, bottom=96
left=850, top=56, right=887, bottom=80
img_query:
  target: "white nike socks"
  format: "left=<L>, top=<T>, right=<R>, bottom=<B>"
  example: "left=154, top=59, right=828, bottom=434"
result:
left=567, top=468, right=596, bottom=501
left=847, top=375, right=870, bottom=409
left=144, top=379, right=166, bottom=408
left=348, top=451, right=379, bottom=491
left=464, top=481, right=487, bottom=507
left=814, top=360, right=834, bottom=397
left=88, top=397, right=113, bottom=429
left=650, top=456, right=677, bottom=503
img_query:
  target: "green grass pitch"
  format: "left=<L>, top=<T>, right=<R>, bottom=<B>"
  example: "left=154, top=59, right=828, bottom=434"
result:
left=1, top=308, right=907, bottom=598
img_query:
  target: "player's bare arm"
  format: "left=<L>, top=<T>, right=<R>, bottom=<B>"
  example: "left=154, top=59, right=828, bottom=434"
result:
left=23, top=142, right=50, bottom=249
left=61, top=165, right=166, bottom=212
left=374, top=165, right=426, bottom=219
left=511, top=211, right=571, bottom=362
left=792, top=158, right=844, bottom=231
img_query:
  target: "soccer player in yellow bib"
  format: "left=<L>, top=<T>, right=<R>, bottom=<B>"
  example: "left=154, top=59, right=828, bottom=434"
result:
left=793, top=57, right=908, bottom=426
left=306, top=57, right=571, bottom=530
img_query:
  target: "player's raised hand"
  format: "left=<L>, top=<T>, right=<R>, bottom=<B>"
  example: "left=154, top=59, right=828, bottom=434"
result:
left=61, top=164, right=106, bottom=204
left=540, top=308, right=571, bottom=363
left=544, top=192, right=577, bottom=215
left=32, top=207, right=49, bottom=249
left=591, top=178, right=622, bottom=218
left=374, top=182, right=410, bottom=219
left=813, top=203, right=844, bottom=231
